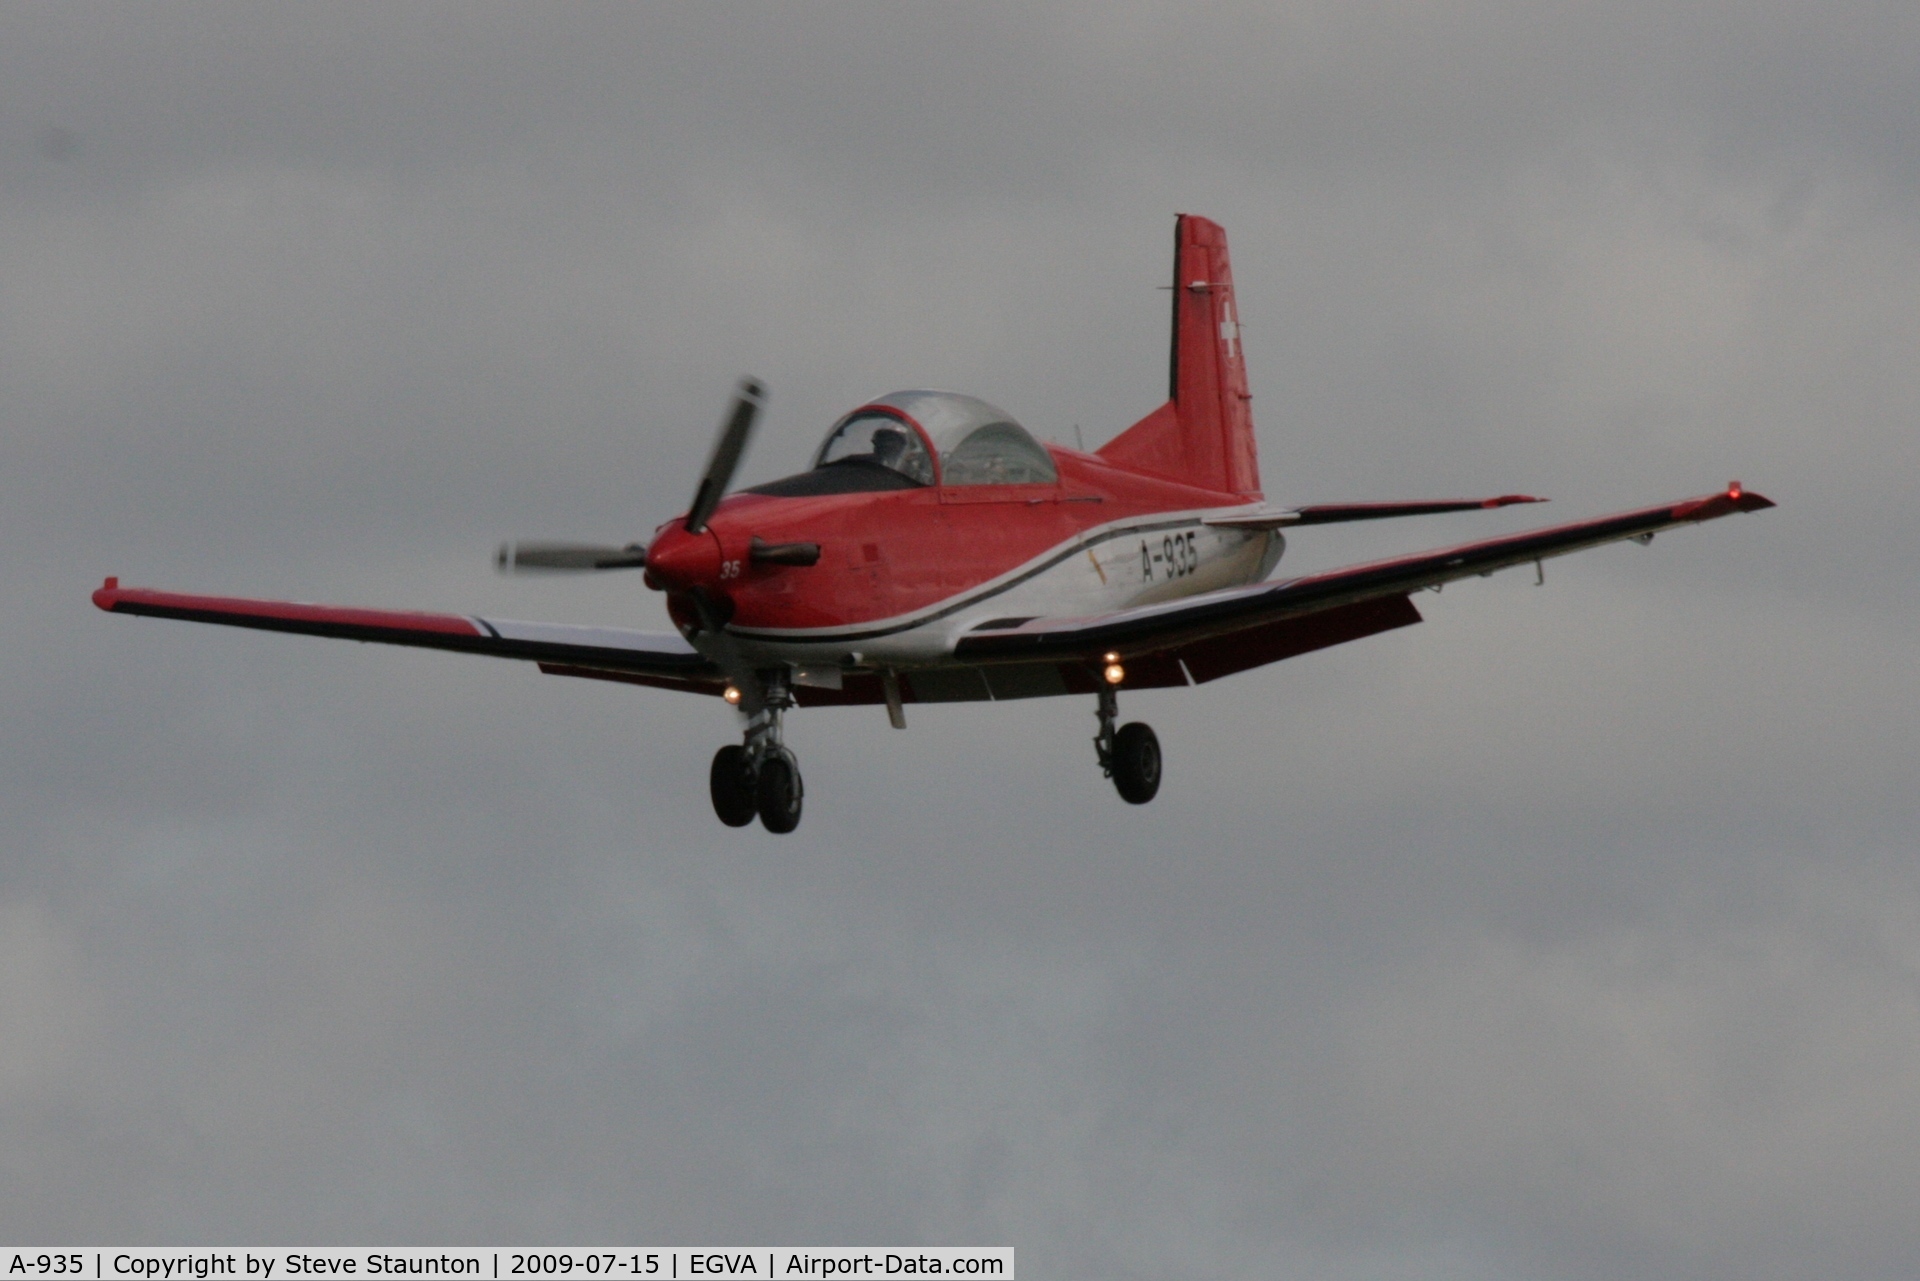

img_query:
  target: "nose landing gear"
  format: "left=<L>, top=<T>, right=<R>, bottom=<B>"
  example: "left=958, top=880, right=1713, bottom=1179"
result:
left=1094, top=685, right=1161, bottom=804
left=708, top=671, right=805, bottom=832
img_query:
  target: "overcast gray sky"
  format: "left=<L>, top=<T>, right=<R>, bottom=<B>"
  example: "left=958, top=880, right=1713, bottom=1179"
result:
left=3, top=3, right=1917, bottom=1277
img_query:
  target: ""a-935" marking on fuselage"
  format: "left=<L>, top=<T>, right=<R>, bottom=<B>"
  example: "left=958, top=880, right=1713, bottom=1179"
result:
left=1142, top=530, right=1200, bottom=580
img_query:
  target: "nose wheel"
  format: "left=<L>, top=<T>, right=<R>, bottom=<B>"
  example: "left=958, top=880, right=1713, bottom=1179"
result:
left=1095, top=685, right=1161, bottom=804
left=709, top=673, right=805, bottom=832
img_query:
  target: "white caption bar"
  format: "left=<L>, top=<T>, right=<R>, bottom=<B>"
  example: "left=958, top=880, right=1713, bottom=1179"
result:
left=1, top=1252, right=1012, bottom=1281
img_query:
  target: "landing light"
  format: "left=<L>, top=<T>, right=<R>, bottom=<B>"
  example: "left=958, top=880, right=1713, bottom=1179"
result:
left=1103, top=662, right=1126, bottom=686
left=723, top=685, right=742, bottom=705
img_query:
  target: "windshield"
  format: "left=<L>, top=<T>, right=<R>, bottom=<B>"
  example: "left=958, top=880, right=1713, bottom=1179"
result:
left=813, top=411, right=936, bottom=486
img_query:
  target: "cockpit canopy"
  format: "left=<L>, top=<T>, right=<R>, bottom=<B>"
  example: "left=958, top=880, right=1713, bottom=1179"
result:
left=813, top=391, right=1058, bottom=487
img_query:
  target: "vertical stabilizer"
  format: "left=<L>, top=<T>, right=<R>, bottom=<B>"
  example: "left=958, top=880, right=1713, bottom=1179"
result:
left=1099, top=215, right=1262, bottom=497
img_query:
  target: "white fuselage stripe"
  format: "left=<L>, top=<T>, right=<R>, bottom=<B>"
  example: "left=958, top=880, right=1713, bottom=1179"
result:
left=727, top=503, right=1281, bottom=666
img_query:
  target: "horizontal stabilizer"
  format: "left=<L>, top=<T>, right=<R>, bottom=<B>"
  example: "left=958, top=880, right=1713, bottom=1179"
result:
left=1205, top=495, right=1545, bottom=531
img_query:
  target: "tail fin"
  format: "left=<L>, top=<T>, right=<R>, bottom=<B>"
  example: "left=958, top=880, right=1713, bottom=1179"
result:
left=1098, top=214, right=1262, bottom=497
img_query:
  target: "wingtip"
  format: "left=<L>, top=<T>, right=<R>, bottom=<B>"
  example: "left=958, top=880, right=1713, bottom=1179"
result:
left=92, top=576, right=121, bottom=611
left=1673, top=484, right=1777, bottom=521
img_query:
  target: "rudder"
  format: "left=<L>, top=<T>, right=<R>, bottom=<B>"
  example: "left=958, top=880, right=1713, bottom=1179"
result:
left=1099, top=214, right=1262, bottom=497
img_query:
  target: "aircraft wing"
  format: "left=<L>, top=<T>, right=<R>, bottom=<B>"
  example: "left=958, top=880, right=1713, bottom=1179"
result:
left=91, top=581, right=722, bottom=689
left=955, top=485, right=1774, bottom=683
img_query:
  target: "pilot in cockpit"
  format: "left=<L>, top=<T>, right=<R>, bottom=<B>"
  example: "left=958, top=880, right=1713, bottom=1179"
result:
left=870, top=425, right=910, bottom=471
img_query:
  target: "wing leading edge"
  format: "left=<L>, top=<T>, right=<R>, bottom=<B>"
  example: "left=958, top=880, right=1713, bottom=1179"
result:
left=957, top=485, right=1774, bottom=678
left=91, top=580, right=721, bottom=688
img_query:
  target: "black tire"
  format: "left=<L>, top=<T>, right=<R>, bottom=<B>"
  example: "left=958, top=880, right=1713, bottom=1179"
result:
left=756, top=754, right=804, bottom=834
left=709, top=745, right=757, bottom=827
left=1111, top=722, right=1161, bottom=804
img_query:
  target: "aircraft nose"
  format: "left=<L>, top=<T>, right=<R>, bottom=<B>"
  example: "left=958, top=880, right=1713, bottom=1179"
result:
left=643, top=524, right=722, bottom=591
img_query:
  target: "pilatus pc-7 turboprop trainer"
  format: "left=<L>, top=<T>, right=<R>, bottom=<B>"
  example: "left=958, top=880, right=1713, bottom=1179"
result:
left=96, top=216, right=1772, bottom=832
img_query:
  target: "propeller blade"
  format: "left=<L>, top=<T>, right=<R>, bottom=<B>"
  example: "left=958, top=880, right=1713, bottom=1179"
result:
left=496, top=541, right=648, bottom=573
left=685, top=587, right=764, bottom=715
left=685, top=377, right=765, bottom=534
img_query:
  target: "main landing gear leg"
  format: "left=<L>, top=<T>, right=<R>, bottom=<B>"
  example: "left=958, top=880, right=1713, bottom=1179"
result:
left=1094, top=685, right=1162, bottom=805
left=709, top=670, right=805, bottom=833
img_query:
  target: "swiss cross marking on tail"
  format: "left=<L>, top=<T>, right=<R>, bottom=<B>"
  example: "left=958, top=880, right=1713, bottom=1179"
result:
left=1220, top=299, right=1240, bottom=359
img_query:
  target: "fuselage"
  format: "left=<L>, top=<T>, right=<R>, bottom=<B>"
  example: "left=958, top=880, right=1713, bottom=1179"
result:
left=644, top=444, right=1284, bottom=671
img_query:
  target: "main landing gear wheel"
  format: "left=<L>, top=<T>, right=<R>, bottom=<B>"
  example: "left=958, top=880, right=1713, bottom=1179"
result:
left=710, top=745, right=756, bottom=827
left=1094, top=683, right=1162, bottom=805
left=756, top=754, right=804, bottom=833
left=1110, top=722, right=1161, bottom=804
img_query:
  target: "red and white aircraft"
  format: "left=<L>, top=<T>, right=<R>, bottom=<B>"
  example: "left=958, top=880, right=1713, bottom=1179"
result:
left=95, top=215, right=1773, bottom=832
